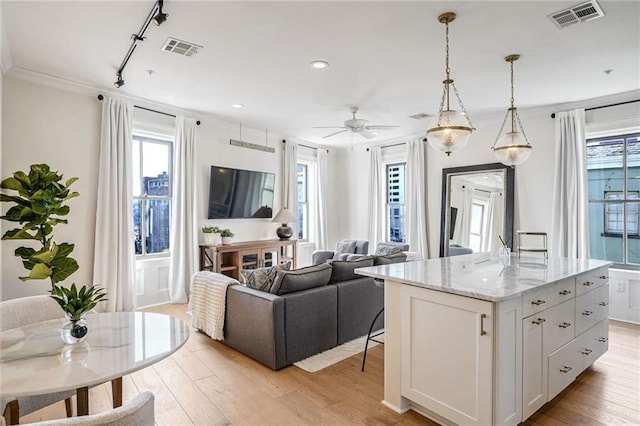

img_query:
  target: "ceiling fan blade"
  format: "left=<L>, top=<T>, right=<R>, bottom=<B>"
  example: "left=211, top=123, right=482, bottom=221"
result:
left=323, top=129, right=349, bottom=138
left=357, top=129, right=376, bottom=139
left=313, top=126, right=348, bottom=129
left=364, top=125, right=400, bottom=130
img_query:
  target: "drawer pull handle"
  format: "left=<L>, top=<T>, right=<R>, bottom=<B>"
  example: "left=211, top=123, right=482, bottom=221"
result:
left=559, top=289, right=572, bottom=295
left=581, top=348, right=593, bottom=355
left=532, top=318, right=546, bottom=325
left=599, top=275, right=607, bottom=279
left=598, top=301, right=609, bottom=306
left=480, top=313, right=487, bottom=336
left=560, top=366, right=573, bottom=373
left=582, top=310, right=593, bottom=316
left=531, top=299, right=546, bottom=306
left=583, top=281, right=593, bottom=286
left=559, top=322, right=572, bottom=328
left=598, top=337, right=608, bottom=343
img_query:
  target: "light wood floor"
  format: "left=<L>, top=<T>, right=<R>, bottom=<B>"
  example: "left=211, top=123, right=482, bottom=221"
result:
left=22, top=304, right=640, bottom=425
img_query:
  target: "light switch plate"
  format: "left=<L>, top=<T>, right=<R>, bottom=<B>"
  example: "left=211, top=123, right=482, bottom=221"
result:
left=616, top=281, right=625, bottom=292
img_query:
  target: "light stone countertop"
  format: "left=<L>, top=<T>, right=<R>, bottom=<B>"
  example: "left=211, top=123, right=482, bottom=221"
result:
left=355, top=254, right=611, bottom=302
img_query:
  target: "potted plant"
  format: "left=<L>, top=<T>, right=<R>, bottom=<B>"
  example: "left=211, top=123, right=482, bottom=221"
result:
left=50, top=283, right=107, bottom=343
left=0, top=164, right=108, bottom=343
left=220, top=228, right=234, bottom=244
left=202, top=225, right=221, bottom=246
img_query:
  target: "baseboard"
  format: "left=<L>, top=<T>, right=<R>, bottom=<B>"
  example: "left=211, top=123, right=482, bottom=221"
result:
left=381, top=400, right=410, bottom=414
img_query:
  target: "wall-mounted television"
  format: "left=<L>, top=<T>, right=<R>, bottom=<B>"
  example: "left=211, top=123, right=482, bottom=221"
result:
left=207, top=165, right=275, bottom=219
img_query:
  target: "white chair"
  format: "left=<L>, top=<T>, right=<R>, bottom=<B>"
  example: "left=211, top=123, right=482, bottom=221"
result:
left=1, top=295, right=75, bottom=425
left=24, top=392, right=155, bottom=426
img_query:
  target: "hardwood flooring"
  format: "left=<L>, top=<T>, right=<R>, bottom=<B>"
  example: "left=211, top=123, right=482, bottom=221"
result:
left=21, top=305, right=640, bottom=425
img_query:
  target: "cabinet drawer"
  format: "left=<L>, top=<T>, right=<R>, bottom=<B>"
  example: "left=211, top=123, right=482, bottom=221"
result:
left=546, top=278, right=576, bottom=307
left=576, top=319, right=609, bottom=373
left=575, top=267, right=608, bottom=296
left=548, top=339, right=579, bottom=400
left=522, top=286, right=549, bottom=317
left=575, top=284, right=609, bottom=336
left=543, top=299, right=575, bottom=354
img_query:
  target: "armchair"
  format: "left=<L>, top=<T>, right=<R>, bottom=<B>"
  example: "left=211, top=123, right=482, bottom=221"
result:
left=312, top=240, right=369, bottom=265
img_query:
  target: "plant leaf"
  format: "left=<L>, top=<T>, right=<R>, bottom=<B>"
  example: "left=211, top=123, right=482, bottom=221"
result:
left=19, top=263, right=52, bottom=281
left=51, top=258, right=79, bottom=283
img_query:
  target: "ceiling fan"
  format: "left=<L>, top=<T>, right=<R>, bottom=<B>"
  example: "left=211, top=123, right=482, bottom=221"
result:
left=313, top=107, right=400, bottom=139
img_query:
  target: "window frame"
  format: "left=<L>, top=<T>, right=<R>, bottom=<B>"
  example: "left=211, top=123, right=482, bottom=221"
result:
left=385, top=162, right=406, bottom=243
left=133, top=134, right=173, bottom=258
left=296, top=162, right=309, bottom=241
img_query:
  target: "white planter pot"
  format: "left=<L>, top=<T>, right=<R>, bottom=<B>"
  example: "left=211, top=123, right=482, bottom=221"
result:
left=204, top=233, right=221, bottom=246
left=221, top=236, right=233, bottom=245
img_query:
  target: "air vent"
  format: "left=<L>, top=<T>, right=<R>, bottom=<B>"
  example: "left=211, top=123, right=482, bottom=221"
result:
left=161, top=37, right=202, bottom=57
left=409, top=113, right=432, bottom=120
left=548, top=1, right=605, bottom=29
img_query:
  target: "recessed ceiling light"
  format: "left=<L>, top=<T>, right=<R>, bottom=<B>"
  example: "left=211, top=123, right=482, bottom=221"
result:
left=604, top=69, right=614, bottom=75
left=231, top=104, right=244, bottom=108
left=310, top=60, right=329, bottom=69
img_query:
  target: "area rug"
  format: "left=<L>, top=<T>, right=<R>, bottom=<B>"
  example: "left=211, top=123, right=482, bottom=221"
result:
left=293, top=331, right=384, bottom=373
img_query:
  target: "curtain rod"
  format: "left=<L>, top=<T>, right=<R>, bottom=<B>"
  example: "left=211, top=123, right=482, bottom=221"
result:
left=281, top=139, right=329, bottom=152
left=550, top=99, right=639, bottom=119
left=97, top=94, right=201, bottom=125
left=366, top=139, right=426, bottom=151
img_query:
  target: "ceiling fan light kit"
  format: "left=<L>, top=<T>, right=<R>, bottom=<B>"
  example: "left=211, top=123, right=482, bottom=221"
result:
left=492, top=54, right=533, bottom=166
left=313, top=106, right=399, bottom=140
left=426, top=12, right=475, bottom=157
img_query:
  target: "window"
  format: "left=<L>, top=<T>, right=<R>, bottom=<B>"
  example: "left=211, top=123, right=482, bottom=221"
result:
left=468, top=202, right=485, bottom=253
left=133, top=135, right=172, bottom=256
left=587, top=133, right=640, bottom=265
left=386, top=163, right=406, bottom=242
left=297, top=163, right=308, bottom=240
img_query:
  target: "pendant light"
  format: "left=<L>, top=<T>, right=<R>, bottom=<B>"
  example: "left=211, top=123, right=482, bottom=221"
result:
left=492, top=54, right=532, bottom=166
left=427, top=12, right=474, bottom=156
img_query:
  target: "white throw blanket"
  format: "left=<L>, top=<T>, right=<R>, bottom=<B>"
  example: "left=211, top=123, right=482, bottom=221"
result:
left=190, top=271, right=239, bottom=340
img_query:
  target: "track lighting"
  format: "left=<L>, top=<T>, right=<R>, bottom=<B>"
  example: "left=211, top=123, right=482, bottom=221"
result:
left=152, top=0, right=168, bottom=26
left=114, top=73, right=125, bottom=88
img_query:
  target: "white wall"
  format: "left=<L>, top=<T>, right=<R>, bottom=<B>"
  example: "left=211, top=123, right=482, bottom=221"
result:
left=608, top=269, right=640, bottom=324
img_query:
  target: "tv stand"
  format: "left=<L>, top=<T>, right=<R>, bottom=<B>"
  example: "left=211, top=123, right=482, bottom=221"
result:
left=199, top=239, right=297, bottom=280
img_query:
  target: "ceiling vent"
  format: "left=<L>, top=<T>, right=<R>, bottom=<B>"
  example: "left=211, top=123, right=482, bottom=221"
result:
left=548, top=1, right=605, bottom=29
left=409, top=113, right=432, bottom=120
left=161, top=37, right=202, bottom=57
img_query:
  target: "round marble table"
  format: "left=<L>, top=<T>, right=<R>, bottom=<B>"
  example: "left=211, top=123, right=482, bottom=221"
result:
left=0, top=311, right=189, bottom=416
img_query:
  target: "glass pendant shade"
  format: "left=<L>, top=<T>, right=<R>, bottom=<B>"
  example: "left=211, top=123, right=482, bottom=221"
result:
left=427, top=110, right=473, bottom=155
left=493, top=131, right=532, bottom=166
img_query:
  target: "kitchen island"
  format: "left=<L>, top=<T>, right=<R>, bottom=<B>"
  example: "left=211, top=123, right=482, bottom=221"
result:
left=356, top=254, right=611, bottom=426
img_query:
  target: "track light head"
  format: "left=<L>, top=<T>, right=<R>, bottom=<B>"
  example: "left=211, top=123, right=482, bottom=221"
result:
left=152, top=7, right=168, bottom=26
left=114, top=74, right=125, bottom=88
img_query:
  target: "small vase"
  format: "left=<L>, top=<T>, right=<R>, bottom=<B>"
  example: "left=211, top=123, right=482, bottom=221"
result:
left=204, top=233, right=221, bottom=246
left=222, top=236, right=232, bottom=245
left=61, top=317, right=89, bottom=345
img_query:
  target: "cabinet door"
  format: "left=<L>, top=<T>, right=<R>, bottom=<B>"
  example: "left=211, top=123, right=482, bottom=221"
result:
left=575, top=267, right=608, bottom=296
left=548, top=339, right=579, bottom=400
left=400, top=286, right=493, bottom=426
left=543, top=299, right=575, bottom=354
left=522, top=314, right=547, bottom=420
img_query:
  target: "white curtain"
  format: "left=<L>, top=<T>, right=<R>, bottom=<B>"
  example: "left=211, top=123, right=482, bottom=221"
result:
left=459, top=186, right=473, bottom=248
left=482, top=192, right=500, bottom=252
left=405, top=139, right=430, bottom=258
left=283, top=140, right=299, bottom=235
left=314, top=149, right=329, bottom=249
left=168, top=117, right=198, bottom=303
left=368, top=147, right=386, bottom=251
left=93, top=97, right=136, bottom=312
left=551, top=109, right=589, bottom=258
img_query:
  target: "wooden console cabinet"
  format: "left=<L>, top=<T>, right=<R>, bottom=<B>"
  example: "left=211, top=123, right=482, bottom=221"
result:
left=199, top=239, right=296, bottom=280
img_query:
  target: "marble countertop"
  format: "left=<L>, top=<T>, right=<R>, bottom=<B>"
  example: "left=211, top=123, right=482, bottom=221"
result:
left=355, top=254, right=611, bottom=302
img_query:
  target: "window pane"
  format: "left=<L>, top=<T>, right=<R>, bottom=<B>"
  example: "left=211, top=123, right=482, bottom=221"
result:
left=133, top=199, right=142, bottom=255
left=470, top=204, right=484, bottom=234
left=297, top=164, right=307, bottom=203
left=298, top=203, right=308, bottom=240
left=469, top=235, right=481, bottom=254
left=589, top=202, right=623, bottom=262
left=386, top=163, right=406, bottom=242
left=142, top=141, right=170, bottom=196
left=587, top=138, right=624, bottom=201
left=145, top=199, right=171, bottom=254
left=388, top=204, right=404, bottom=242
left=626, top=136, right=640, bottom=194
left=133, top=139, right=141, bottom=197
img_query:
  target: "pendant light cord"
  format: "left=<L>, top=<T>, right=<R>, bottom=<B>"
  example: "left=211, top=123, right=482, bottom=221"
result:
left=445, top=21, right=451, bottom=81
left=510, top=59, right=516, bottom=132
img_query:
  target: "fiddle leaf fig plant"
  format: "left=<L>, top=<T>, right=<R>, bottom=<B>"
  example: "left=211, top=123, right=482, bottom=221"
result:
left=0, top=164, right=80, bottom=285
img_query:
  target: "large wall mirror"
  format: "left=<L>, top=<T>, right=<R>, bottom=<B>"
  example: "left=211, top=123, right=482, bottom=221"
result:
left=440, top=163, right=514, bottom=257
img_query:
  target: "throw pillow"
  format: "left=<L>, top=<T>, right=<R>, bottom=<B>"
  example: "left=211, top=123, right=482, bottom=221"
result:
left=374, top=244, right=404, bottom=256
left=269, top=263, right=332, bottom=295
left=333, top=240, right=357, bottom=260
left=241, top=261, right=292, bottom=292
left=374, top=252, right=407, bottom=266
left=328, top=256, right=375, bottom=284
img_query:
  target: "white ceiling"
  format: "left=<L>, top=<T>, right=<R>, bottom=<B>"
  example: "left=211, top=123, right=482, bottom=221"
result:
left=2, top=1, right=639, bottom=147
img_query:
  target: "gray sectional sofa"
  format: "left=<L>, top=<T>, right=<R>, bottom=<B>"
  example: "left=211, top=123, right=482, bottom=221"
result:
left=222, top=254, right=406, bottom=370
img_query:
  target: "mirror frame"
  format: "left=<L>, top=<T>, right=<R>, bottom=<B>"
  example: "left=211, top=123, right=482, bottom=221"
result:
left=439, top=162, right=515, bottom=257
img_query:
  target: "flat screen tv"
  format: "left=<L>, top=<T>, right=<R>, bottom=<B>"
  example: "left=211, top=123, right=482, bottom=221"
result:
left=207, top=166, right=275, bottom=219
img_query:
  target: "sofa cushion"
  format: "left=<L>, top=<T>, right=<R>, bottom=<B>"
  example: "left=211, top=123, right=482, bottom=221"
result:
left=333, top=240, right=357, bottom=260
left=375, top=244, right=405, bottom=256
left=241, top=261, right=292, bottom=292
left=270, top=263, right=332, bottom=295
left=374, top=252, right=407, bottom=266
left=328, top=256, right=374, bottom=283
